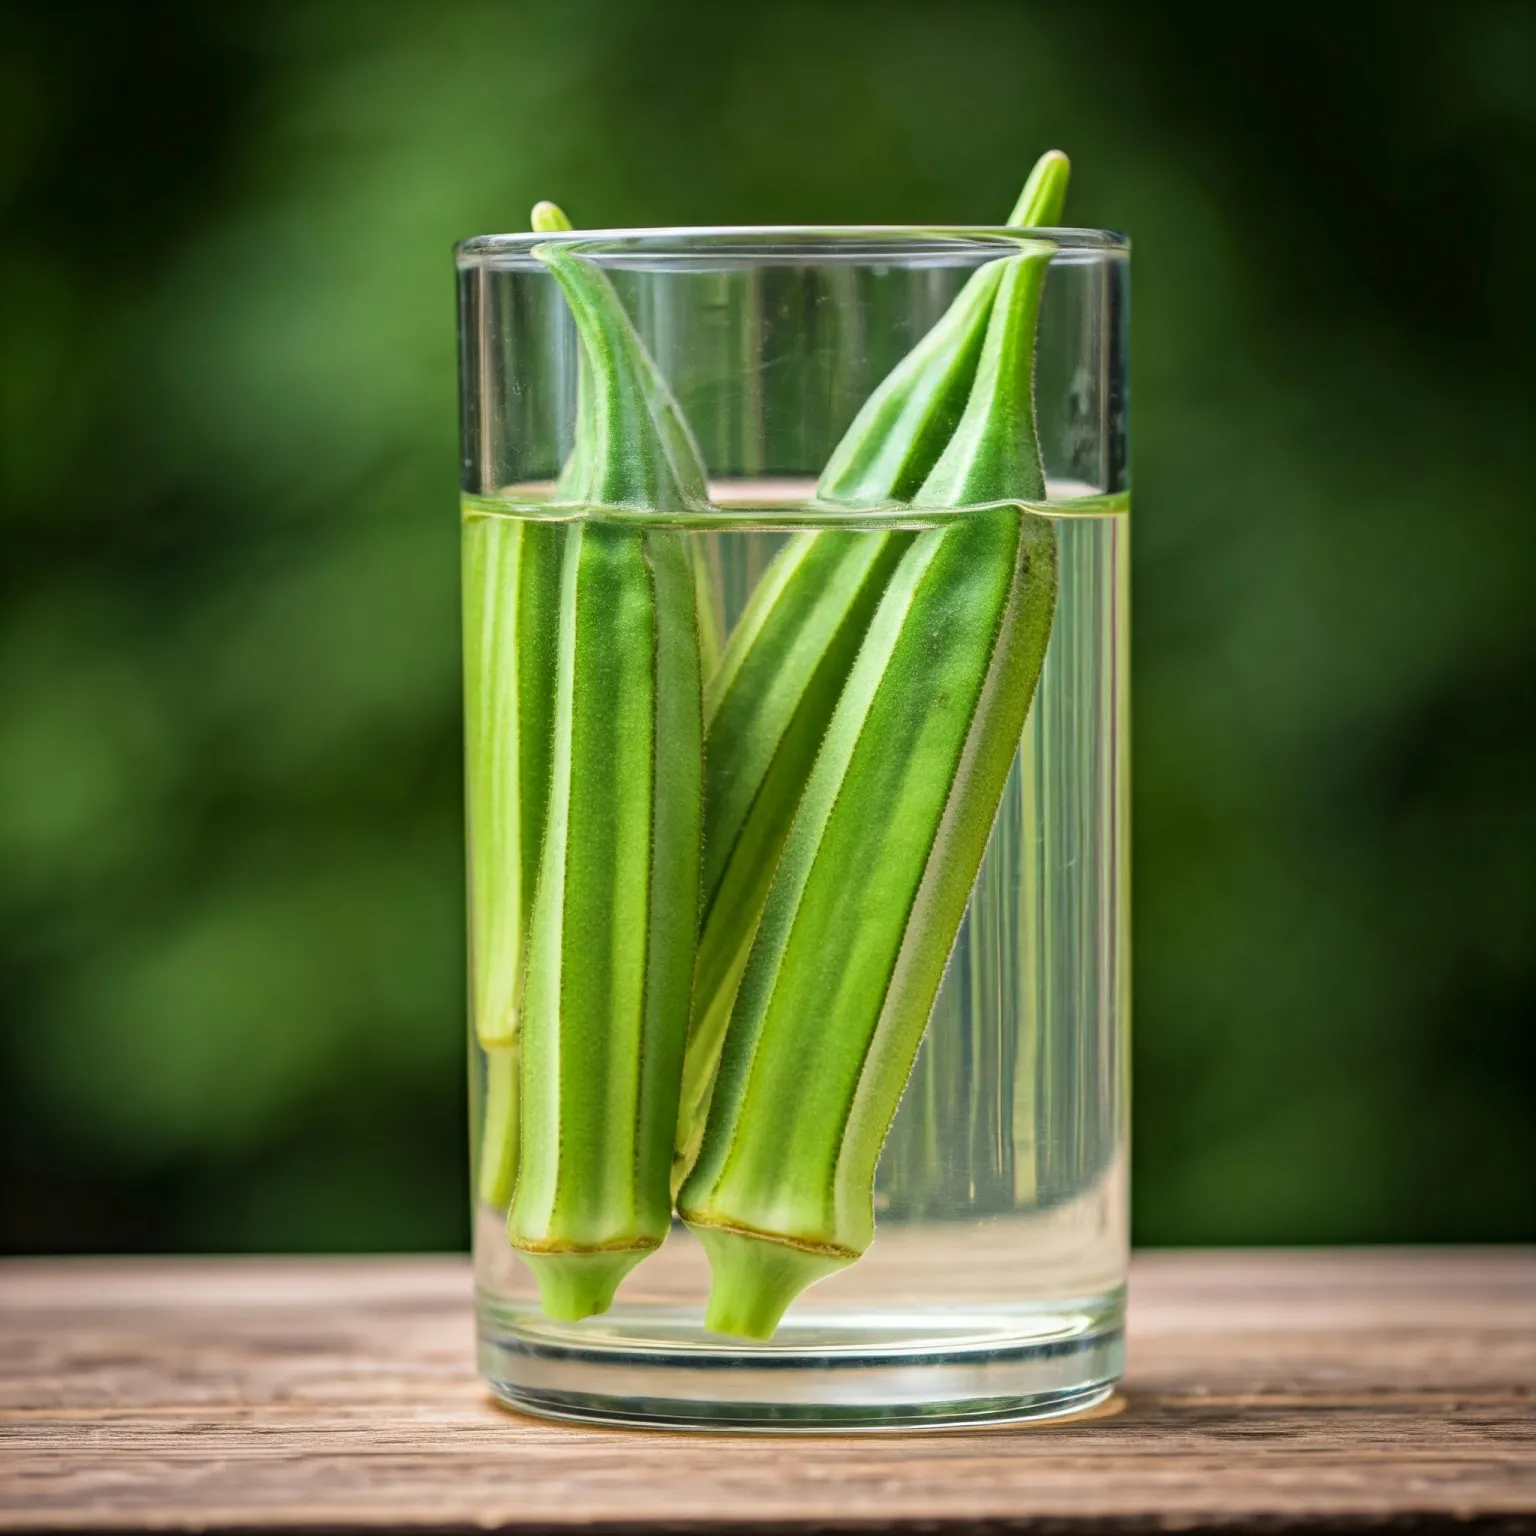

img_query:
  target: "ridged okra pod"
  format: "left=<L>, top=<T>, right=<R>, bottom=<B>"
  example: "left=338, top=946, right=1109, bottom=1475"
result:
left=679, top=245, right=1062, bottom=1340
left=465, top=203, right=574, bottom=1210
left=508, top=225, right=706, bottom=1322
left=673, top=530, right=908, bottom=1188
left=464, top=513, right=561, bottom=1209
left=671, top=153, right=1071, bottom=1188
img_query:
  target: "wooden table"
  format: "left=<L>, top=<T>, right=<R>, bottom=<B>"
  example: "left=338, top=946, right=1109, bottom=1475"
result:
left=1, top=1250, right=1531, bottom=1533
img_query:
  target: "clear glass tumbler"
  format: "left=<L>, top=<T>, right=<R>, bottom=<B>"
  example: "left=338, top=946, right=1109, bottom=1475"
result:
left=458, top=224, right=1129, bottom=1430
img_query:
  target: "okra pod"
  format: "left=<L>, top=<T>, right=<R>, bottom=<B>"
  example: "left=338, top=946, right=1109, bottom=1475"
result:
left=679, top=246, right=1061, bottom=1339
left=512, top=520, right=702, bottom=1320
left=463, top=511, right=562, bottom=1208
left=464, top=201, right=573, bottom=1210
left=508, top=229, right=706, bottom=1321
left=673, top=529, right=909, bottom=1189
left=672, top=154, right=1071, bottom=1188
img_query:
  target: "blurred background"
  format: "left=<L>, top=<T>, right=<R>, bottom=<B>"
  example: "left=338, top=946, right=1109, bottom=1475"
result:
left=2, top=0, right=1531, bottom=1255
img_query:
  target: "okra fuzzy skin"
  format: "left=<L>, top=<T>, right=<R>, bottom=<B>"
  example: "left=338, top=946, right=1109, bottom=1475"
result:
left=462, top=513, right=562, bottom=1208
left=674, top=528, right=911, bottom=1189
left=815, top=149, right=1069, bottom=509
left=813, top=271, right=1004, bottom=507
left=496, top=228, right=708, bottom=1319
left=913, top=250, right=1056, bottom=512
left=509, top=519, right=703, bottom=1321
left=679, top=507, right=1057, bottom=1337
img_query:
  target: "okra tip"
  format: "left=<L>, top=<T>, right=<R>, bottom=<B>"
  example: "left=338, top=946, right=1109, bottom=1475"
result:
left=1006, top=150, right=1071, bottom=228
left=530, top=200, right=574, bottom=233
left=694, top=1226, right=853, bottom=1341
left=519, top=1249, right=652, bottom=1323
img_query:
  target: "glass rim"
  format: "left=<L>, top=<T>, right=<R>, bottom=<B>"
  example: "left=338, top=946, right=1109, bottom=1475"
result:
left=455, top=224, right=1129, bottom=271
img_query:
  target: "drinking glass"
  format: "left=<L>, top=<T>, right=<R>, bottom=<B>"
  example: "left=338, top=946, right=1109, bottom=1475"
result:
left=458, top=224, right=1129, bottom=1430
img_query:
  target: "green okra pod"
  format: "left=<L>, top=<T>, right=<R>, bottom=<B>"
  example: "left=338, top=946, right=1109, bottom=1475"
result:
left=507, top=221, right=706, bottom=1321
left=679, top=243, right=1062, bottom=1340
left=512, top=520, right=702, bottom=1320
left=671, top=153, right=1071, bottom=1188
left=464, top=202, right=574, bottom=1211
left=673, top=529, right=909, bottom=1190
left=463, top=511, right=562, bottom=1208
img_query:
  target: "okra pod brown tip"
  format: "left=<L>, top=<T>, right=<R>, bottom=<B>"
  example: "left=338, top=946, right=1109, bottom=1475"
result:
left=692, top=1223, right=855, bottom=1341
left=517, top=1243, right=660, bottom=1323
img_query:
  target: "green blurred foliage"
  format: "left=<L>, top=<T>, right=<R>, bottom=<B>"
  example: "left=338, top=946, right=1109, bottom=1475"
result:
left=1, top=0, right=1531, bottom=1252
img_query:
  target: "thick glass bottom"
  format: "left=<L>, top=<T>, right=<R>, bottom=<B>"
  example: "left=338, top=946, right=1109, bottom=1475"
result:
left=478, top=1295, right=1123, bottom=1432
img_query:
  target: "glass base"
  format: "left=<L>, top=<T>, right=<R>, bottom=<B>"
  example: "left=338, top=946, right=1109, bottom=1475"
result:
left=478, top=1294, right=1123, bottom=1432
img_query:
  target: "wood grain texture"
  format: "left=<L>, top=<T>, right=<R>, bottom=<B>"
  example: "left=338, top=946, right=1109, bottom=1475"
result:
left=0, top=1250, right=1531, bottom=1534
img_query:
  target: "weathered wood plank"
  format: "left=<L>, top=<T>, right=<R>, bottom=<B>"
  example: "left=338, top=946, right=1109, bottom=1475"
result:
left=0, top=1251, right=1531, bottom=1533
